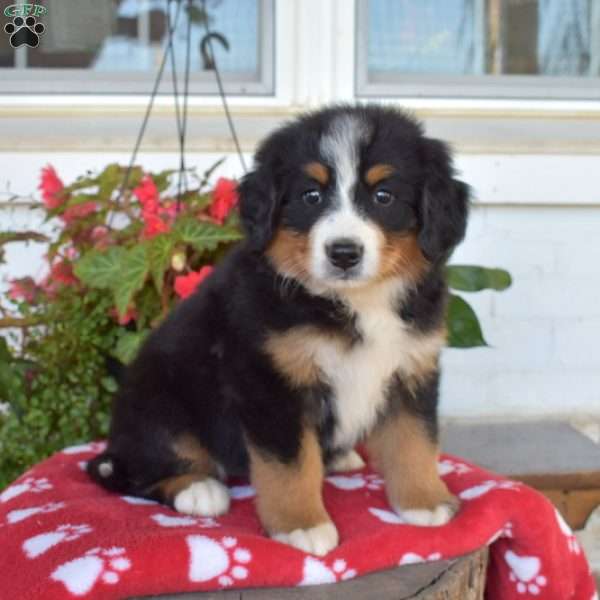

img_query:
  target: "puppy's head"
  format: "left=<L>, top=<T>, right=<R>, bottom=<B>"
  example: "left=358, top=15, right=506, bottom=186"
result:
left=239, top=105, right=469, bottom=291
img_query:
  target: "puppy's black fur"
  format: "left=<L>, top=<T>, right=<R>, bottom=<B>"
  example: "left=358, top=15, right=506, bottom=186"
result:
left=88, top=105, right=469, bottom=520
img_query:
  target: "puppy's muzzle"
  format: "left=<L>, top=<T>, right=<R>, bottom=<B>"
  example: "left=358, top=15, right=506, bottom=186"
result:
left=326, top=239, right=364, bottom=271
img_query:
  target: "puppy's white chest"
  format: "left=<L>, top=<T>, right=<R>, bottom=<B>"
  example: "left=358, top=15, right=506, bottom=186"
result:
left=315, top=303, right=412, bottom=448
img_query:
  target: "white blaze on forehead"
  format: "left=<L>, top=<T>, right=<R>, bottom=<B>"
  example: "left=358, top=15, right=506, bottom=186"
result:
left=310, top=113, right=380, bottom=285
left=320, top=114, right=370, bottom=208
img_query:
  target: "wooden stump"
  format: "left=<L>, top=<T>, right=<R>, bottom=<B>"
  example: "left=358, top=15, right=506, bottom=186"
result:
left=134, top=547, right=488, bottom=599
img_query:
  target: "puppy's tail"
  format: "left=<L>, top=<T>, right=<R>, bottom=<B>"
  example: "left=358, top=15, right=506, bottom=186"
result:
left=86, top=451, right=131, bottom=494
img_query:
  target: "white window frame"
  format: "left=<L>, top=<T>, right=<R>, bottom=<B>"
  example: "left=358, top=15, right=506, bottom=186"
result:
left=355, top=0, right=600, bottom=100
left=0, top=0, right=275, bottom=96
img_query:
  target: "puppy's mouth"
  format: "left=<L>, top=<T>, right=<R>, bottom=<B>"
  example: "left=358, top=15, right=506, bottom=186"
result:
left=321, top=264, right=366, bottom=285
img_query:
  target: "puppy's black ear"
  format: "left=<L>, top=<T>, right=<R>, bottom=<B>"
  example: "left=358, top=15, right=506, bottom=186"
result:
left=238, top=167, right=280, bottom=251
left=418, top=138, right=470, bottom=262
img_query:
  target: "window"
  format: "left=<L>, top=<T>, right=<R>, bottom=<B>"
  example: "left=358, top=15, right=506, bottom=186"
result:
left=0, top=0, right=274, bottom=95
left=356, top=0, right=600, bottom=98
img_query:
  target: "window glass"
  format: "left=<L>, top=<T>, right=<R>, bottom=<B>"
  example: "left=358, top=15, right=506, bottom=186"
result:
left=0, top=0, right=271, bottom=94
left=365, top=0, right=599, bottom=77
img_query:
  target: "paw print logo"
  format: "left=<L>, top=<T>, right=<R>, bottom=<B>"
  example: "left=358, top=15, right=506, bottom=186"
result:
left=7, top=501, right=66, bottom=524
left=187, top=535, right=252, bottom=587
left=555, top=509, right=581, bottom=554
left=300, top=557, right=357, bottom=585
left=437, top=458, right=472, bottom=476
left=504, top=550, right=547, bottom=595
left=4, top=16, right=45, bottom=48
left=0, top=476, right=52, bottom=503
left=23, top=523, right=92, bottom=559
left=459, top=479, right=520, bottom=500
left=326, top=473, right=384, bottom=491
left=51, top=546, right=132, bottom=596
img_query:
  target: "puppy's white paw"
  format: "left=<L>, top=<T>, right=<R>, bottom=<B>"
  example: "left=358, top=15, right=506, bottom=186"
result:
left=395, top=502, right=457, bottom=527
left=328, top=450, right=366, bottom=473
left=174, top=478, right=230, bottom=517
left=273, top=522, right=339, bottom=556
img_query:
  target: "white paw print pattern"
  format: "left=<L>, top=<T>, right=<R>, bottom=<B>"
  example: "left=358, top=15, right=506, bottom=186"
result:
left=0, top=477, right=52, bottom=503
left=299, top=557, right=357, bottom=585
left=437, top=458, right=472, bottom=476
left=151, top=513, right=219, bottom=529
left=229, top=485, right=256, bottom=500
left=326, top=473, right=384, bottom=491
left=399, top=552, right=442, bottom=566
left=504, top=550, right=547, bottom=595
left=23, top=523, right=92, bottom=558
left=187, top=535, right=252, bottom=587
left=488, top=521, right=514, bottom=544
left=62, top=441, right=107, bottom=455
left=459, top=479, right=520, bottom=500
left=368, top=507, right=405, bottom=524
left=6, top=501, right=65, bottom=524
left=554, top=509, right=581, bottom=554
left=51, top=546, right=131, bottom=596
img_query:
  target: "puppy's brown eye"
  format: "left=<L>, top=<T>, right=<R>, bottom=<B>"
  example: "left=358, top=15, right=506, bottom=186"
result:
left=302, top=189, right=322, bottom=206
left=373, top=190, right=394, bottom=206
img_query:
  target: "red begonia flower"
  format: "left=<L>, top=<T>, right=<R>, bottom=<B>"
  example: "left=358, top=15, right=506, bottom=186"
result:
left=133, top=175, right=160, bottom=214
left=141, top=212, right=170, bottom=239
left=209, top=178, right=238, bottom=224
left=38, top=165, right=65, bottom=209
left=61, top=202, right=97, bottom=224
left=8, top=277, right=38, bottom=303
left=174, top=266, right=214, bottom=299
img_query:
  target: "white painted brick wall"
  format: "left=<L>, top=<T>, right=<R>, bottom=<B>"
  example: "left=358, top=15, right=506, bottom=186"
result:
left=1, top=151, right=600, bottom=419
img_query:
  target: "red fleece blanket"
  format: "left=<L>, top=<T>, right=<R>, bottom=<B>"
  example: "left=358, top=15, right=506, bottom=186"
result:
left=0, top=443, right=596, bottom=600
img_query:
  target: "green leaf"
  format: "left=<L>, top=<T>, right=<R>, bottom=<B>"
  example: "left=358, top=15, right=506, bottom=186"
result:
left=148, top=235, right=174, bottom=294
left=112, top=329, right=150, bottom=365
left=174, top=219, right=242, bottom=254
left=112, top=245, right=150, bottom=318
left=446, top=265, right=512, bottom=292
left=97, top=163, right=122, bottom=200
left=152, top=169, right=176, bottom=193
left=74, top=247, right=127, bottom=289
left=446, top=294, right=487, bottom=348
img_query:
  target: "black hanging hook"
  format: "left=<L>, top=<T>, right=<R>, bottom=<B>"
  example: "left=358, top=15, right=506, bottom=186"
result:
left=200, top=31, right=229, bottom=70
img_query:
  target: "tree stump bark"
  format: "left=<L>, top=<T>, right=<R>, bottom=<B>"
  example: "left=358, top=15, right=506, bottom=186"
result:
left=136, top=547, right=489, bottom=600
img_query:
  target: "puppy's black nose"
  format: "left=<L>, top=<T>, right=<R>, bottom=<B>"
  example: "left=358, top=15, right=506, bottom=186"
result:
left=326, top=239, right=364, bottom=270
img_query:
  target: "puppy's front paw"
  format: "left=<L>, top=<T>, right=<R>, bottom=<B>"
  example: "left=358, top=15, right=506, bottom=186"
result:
left=395, top=497, right=459, bottom=527
left=273, top=521, right=339, bottom=556
left=174, top=478, right=230, bottom=517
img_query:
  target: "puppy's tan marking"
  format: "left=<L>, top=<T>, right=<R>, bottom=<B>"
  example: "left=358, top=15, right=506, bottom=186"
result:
left=365, top=163, right=395, bottom=186
left=377, top=231, right=429, bottom=283
left=264, top=326, right=350, bottom=388
left=266, top=228, right=311, bottom=284
left=153, top=473, right=207, bottom=503
left=172, top=434, right=217, bottom=476
left=248, top=429, right=331, bottom=535
left=303, top=162, right=329, bottom=185
left=366, top=413, right=457, bottom=514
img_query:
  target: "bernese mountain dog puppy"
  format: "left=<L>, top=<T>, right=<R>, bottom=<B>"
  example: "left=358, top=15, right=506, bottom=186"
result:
left=88, top=104, right=469, bottom=556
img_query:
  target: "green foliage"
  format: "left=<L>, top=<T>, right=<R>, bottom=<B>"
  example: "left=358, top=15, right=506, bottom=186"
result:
left=446, top=265, right=512, bottom=292
left=0, top=290, right=117, bottom=489
left=445, top=265, right=512, bottom=348
left=0, top=161, right=239, bottom=489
